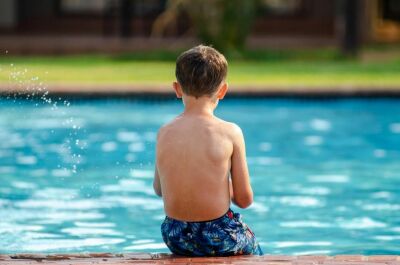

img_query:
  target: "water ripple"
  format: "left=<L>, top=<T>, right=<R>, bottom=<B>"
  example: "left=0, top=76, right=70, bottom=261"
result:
left=308, top=174, right=349, bottom=183
left=280, top=221, right=332, bottom=228
left=338, top=217, right=387, bottom=229
left=61, top=227, right=122, bottom=236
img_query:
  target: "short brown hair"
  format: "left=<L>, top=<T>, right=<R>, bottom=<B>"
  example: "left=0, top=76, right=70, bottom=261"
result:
left=175, top=45, right=228, bottom=98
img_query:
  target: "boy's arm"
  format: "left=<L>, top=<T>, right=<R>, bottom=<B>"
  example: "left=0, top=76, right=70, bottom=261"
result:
left=229, top=177, right=234, bottom=200
left=153, top=130, right=162, bottom=197
left=153, top=165, right=162, bottom=197
left=230, top=124, right=253, bottom=208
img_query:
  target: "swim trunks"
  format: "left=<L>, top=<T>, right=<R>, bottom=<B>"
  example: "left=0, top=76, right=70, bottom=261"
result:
left=161, top=209, right=263, bottom=256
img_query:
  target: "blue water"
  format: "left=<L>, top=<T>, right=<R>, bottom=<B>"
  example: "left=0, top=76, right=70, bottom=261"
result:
left=0, top=98, right=400, bottom=255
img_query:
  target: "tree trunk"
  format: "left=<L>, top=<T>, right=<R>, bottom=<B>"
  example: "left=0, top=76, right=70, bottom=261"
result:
left=340, top=0, right=361, bottom=56
left=120, top=0, right=132, bottom=38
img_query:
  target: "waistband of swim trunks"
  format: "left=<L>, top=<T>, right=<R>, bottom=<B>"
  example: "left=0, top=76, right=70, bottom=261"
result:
left=165, top=208, right=233, bottom=224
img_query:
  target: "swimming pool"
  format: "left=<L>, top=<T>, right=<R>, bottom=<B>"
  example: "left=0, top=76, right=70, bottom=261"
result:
left=0, top=97, right=399, bottom=255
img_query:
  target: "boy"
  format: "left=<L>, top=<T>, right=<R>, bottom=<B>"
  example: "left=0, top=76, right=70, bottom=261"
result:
left=153, top=45, right=262, bottom=256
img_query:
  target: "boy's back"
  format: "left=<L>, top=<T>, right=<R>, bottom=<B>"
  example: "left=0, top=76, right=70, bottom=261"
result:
left=157, top=112, right=234, bottom=221
left=153, top=45, right=262, bottom=256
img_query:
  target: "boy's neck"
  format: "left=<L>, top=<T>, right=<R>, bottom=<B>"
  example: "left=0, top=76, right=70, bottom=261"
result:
left=182, top=95, right=217, bottom=117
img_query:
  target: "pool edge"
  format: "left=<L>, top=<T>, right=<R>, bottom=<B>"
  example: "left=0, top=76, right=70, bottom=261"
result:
left=2, top=84, right=400, bottom=99
left=1, top=253, right=399, bottom=264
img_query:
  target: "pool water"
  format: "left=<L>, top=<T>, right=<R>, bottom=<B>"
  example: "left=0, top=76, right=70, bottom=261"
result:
left=0, top=98, right=400, bottom=255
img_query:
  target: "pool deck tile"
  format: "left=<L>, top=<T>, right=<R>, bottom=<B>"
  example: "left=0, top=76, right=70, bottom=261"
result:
left=1, top=254, right=400, bottom=265
left=334, top=256, right=367, bottom=262
left=368, top=256, right=399, bottom=262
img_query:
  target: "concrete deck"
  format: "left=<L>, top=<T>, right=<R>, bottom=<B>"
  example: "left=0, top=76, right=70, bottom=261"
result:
left=1, top=253, right=399, bottom=265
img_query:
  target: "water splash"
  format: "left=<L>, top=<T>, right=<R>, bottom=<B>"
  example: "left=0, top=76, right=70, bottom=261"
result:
left=0, top=53, right=84, bottom=175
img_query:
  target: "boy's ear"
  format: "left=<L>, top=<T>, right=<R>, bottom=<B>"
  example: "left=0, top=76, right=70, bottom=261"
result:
left=217, top=82, right=228, bottom=99
left=173, top=81, right=183, bottom=98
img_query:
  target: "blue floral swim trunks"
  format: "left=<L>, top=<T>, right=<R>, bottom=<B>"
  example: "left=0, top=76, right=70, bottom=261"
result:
left=161, top=209, right=263, bottom=256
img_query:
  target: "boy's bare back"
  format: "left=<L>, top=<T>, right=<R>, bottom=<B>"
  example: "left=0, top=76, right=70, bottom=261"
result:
left=157, top=114, right=238, bottom=221
left=153, top=45, right=253, bottom=222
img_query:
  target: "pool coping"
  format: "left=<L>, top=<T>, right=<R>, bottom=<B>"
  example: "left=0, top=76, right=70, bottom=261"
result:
left=1, top=253, right=399, bottom=264
left=2, top=84, right=400, bottom=99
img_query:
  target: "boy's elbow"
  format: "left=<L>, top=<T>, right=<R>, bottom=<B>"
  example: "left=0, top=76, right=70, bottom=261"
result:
left=236, top=198, right=253, bottom=209
left=234, top=193, right=253, bottom=209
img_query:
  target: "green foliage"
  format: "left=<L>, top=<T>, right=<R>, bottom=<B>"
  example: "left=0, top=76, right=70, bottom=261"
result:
left=187, top=0, right=259, bottom=53
left=153, top=0, right=260, bottom=54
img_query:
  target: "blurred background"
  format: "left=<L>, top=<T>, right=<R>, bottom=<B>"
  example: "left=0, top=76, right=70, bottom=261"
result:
left=1, top=0, right=400, bottom=256
left=0, top=0, right=399, bottom=53
left=0, top=0, right=399, bottom=94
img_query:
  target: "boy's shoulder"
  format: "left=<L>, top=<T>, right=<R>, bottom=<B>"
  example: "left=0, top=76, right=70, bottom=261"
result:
left=205, top=117, right=245, bottom=145
left=157, top=116, right=244, bottom=141
left=214, top=117, right=243, bottom=136
left=156, top=120, right=173, bottom=139
left=156, top=116, right=183, bottom=139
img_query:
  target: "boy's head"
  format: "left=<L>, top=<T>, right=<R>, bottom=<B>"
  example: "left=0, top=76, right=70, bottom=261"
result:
left=175, top=45, right=228, bottom=99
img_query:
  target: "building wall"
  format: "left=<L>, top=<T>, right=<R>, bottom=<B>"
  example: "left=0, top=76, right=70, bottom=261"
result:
left=1, top=0, right=398, bottom=44
left=253, top=0, right=336, bottom=36
left=19, top=0, right=57, bottom=19
left=0, top=0, right=17, bottom=29
left=5, top=0, right=336, bottom=37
